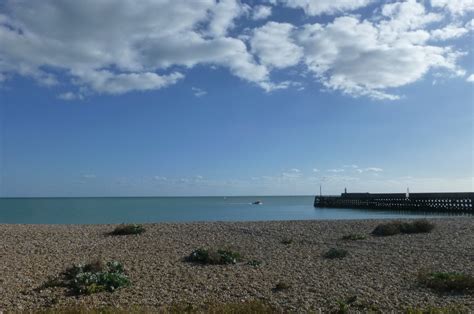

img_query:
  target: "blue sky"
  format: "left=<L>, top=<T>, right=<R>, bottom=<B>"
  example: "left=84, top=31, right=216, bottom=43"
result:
left=0, top=0, right=473, bottom=197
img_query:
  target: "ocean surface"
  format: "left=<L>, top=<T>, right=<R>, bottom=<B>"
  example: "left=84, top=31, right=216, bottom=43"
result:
left=0, top=196, right=469, bottom=224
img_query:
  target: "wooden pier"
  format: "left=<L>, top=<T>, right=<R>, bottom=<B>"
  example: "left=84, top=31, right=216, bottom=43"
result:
left=314, top=192, right=473, bottom=213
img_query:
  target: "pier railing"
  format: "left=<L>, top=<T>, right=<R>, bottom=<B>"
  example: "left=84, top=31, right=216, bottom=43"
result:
left=314, top=192, right=473, bottom=213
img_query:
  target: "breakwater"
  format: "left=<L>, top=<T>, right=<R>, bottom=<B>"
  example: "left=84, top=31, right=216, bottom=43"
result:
left=314, top=192, right=473, bottom=213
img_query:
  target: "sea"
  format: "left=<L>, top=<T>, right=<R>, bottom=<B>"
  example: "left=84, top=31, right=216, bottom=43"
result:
left=0, top=196, right=469, bottom=224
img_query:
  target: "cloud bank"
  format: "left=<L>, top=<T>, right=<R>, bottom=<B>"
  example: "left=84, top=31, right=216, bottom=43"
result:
left=0, top=0, right=472, bottom=99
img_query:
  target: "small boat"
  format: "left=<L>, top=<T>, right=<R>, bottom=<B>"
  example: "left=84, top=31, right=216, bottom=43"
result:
left=252, top=200, right=263, bottom=205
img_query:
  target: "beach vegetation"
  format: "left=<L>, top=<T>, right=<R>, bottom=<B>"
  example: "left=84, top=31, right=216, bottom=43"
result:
left=34, top=300, right=276, bottom=313
left=280, top=238, right=294, bottom=245
left=341, top=233, right=367, bottom=241
left=247, top=259, right=262, bottom=266
left=335, top=295, right=357, bottom=314
left=372, top=222, right=401, bottom=236
left=63, top=260, right=130, bottom=295
left=38, top=277, right=64, bottom=290
left=34, top=308, right=147, bottom=314
left=110, top=224, right=145, bottom=236
left=405, top=304, right=471, bottom=314
left=335, top=300, right=350, bottom=314
left=323, top=248, right=348, bottom=259
left=186, top=248, right=241, bottom=265
left=167, top=300, right=276, bottom=313
left=273, top=281, right=291, bottom=291
left=417, top=271, right=474, bottom=294
left=400, top=220, right=435, bottom=234
left=38, top=260, right=130, bottom=296
left=372, top=220, right=434, bottom=236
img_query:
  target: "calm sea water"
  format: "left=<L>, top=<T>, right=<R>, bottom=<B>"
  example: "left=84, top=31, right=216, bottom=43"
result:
left=0, top=196, right=469, bottom=224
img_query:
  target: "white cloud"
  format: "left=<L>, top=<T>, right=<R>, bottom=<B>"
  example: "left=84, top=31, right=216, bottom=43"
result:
left=0, top=0, right=277, bottom=95
left=294, top=1, right=464, bottom=99
left=252, top=5, right=272, bottom=20
left=175, top=176, right=206, bottom=184
left=81, top=174, right=96, bottom=179
left=431, top=0, right=474, bottom=16
left=312, top=168, right=320, bottom=172
left=343, top=164, right=359, bottom=169
left=192, top=87, right=207, bottom=97
left=431, top=24, right=469, bottom=41
left=467, top=19, right=474, bottom=30
left=251, top=22, right=303, bottom=69
left=381, top=0, right=443, bottom=32
left=281, top=168, right=302, bottom=178
left=153, top=176, right=207, bottom=185
left=354, top=167, right=384, bottom=173
left=78, top=71, right=184, bottom=95
left=467, top=74, right=474, bottom=83
left=364, top=167, right=383, bottom=172
left=258, top=80, right=302, bottom=92
left=0, top=0, right=470, bottom=99
left=57, top=92, right=83, bottom=101
left=207, top=0, right=247, bottom=37
left=280, top=0, right=374, bottom=16
left=319, top=174, right=359, bottom=182
left=328, top=168, right=344, bottom=173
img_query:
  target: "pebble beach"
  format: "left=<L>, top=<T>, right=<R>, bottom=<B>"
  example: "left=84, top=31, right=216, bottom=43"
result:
left=0, top=218, right=473, bottom=312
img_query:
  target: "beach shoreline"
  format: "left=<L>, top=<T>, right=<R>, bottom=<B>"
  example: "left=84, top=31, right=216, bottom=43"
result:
left=1, top=218, right=473, bottom=312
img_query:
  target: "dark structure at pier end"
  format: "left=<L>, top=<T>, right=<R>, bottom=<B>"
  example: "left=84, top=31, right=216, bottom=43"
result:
left=314, top=191, right=473, bottom=213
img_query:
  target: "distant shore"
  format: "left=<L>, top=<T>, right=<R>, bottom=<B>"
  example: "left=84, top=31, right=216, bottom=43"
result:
left=0, top=218, right=473, bottom=312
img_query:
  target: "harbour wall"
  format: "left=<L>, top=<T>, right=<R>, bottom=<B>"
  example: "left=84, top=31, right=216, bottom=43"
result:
left=314, top=192, right=473, bottom=213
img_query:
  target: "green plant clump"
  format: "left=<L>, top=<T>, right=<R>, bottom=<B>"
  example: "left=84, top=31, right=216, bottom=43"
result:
left=372, top=220, right=434, bottom=236
left=247, top=259, right=262, bottom=267
left=341, top=233, right=367, bottom=241
left=205, top=300, right=275, bottom=313
left=335, top=300, right=350, bottom=314
left=333, top=295, right=358, bottom=314
left=401, top=220, right=435, bottom=234
left=280, top=238, right=294, bottom=245
left=417, top=271, right=474, bottom=294
left=406, top=305, right=471, bottom=314
left=187, top=248, right=241, bottom=265
left=34, top=301, right=276, bottom=314
left=273, top=281, right=291, bottom=291
left=64, top=260, right=130, bottom=295
left=323, top=248, right=348, bottom=259
left=110, top=224, right=145, bottom=236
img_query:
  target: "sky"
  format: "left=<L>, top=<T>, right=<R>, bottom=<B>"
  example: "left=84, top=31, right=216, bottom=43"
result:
left=0, top=0, right=473, bottom=197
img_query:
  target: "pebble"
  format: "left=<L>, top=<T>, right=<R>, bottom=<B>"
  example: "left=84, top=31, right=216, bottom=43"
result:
left=0, top=218, right=472, bottom=312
